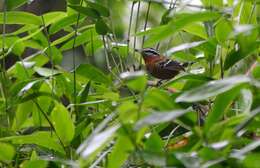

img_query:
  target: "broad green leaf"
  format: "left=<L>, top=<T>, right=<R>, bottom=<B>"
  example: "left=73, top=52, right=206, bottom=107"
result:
left=42, top=12, right=67, bottom=26
left=137, top=11, right=220, bottom=47
left=117, top=101, right=138, bottom=124
left=14, top=101, right=33, bottom=130
left=77, top=125, right=120, bottom=158
left=60, top=29, right=97, bottom=51
left=21, top=160, right=48, bottom=168
left=68, top=5, right=100, bottom=19
left=0, top=11, right=41, bottom=25
left=243, top=153, right=260, bottom=168
left=34, top=67, right=61, bottom=77
left=51, top=103, right=75, bottom=145
left=84, top=0, right=110, bottom=17
left=144, top=89, right=175, bottom=110
left=215, top=18, right=232, bottom=45
left=238, top=89, right=253, bottom=114
left=144, top=132, right=163, bottom=153
left=0, top=143, right=15, bottom=164
left=45, top=46, right=63, bottom=65
left=166, top=41, right=206, bottom=55
left=0, top=132, right=65, bottom=154
left=176, top=76, right=250, bottom=102
left=235, top=107, right=260, bottom=134
left=183, top=23, right=208, bottom=39
left=107, top=134, right=134, bottom=168
left=231, top=140, right=260, bottom=159
left=95, top=18, right=110, bottom=35
left=204, top=85, right=242, bottom=132
left=76, top=64, right=110, bottom=85
left=139, top=151, right=167, bottom=167
left=224, top=42, right=259, bottom=70
left=126, top=74, right=147, bottom=92
left=51, top=24, right=94, bottom=46
left=49, top=13, right=86, bottom=34
left=135, top=109, right=191, bottom=130
left=164, top=74, right=213, bottom=87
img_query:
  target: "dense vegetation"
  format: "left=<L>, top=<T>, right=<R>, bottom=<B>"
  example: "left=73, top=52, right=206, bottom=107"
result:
left=0, top=0, right=259, bottom=167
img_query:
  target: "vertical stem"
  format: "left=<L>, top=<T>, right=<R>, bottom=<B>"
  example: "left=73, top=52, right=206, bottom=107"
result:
left=133, top=1, right=141, bottom=65
left=90, top=29, right=94, bottom=57
left=1, top=0, right=9, bottom=127
left=72, top=0, right=83, bottom=116
left=41, top=15, right=55, bottom=96
left=126, top=2, right=135, bottom=59
left=139, top=1, right=151, bottom=68
left=141, top=1, right=151, bottom=48
left=102, top=36, right=111, bottom=71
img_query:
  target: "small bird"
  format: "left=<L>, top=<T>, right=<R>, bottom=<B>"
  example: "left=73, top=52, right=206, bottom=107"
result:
left=135, top=48, right=187, bottom=80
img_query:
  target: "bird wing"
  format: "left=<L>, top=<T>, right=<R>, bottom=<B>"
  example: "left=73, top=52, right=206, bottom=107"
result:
left=157, top=59, right=185, bottom=72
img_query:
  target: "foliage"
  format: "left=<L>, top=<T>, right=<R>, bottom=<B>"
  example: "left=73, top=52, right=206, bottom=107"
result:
left=0, top=0, right=259, bottom=167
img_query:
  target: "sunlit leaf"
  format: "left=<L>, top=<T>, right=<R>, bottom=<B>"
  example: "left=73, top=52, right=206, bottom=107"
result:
left=0, top=132, right=65, bottom=154
left=76, top=64, right=110, bottom=85
left=0, top=143, right=15, bottom=164
left=176, top=76, right=250, bottom=102
left=135, top=109, right=191, bottom=130
left=0, top=11, right=41, bottom=25
left=51, top=103, right=75, bottom=145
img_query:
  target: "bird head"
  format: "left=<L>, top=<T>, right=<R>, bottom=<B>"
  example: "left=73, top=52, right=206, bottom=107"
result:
left=135, top=48, right=160, bottom=59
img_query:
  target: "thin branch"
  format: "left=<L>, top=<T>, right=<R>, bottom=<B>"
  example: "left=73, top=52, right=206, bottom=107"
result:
left=40, top=15, right=55, bottom=96
left=102, top=36, right=111, bottom=71
left=133, top=1, right=141, bottom=65
left=127, top=2, right=135, bottom=59
left=1, top=0, right=9, bottom=126
left=139, top=1, right=151, bottom=69
left=72, top=0, right=84, bottom=116
left=141, top=1, right=151, bottom=48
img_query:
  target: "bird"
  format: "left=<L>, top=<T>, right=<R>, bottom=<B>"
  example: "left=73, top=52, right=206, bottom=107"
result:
left=135, top=48, right=188, bottom=80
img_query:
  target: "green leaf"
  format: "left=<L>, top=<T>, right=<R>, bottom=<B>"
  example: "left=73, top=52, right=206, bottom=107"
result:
left=144, top=89, right=175, bottom=111
left=60, top=29, right=97, bottom=51
left=0, top=143, right=15, bottom=164
left=49, top=13, right=86, bottom=34
left=76, top=64, right=110, bottom=85
left=84, top=0, right=110, bottom=17
left=224, top=41, right=259, bottom=70
left=215, top=18, right=232, bottom=45
left=42, top=12, right=67, bottom=26
left=51, top=24, right=94, bottom=46
left=45, top=46, right=63, bottom=65
left=135, top=109, right=191, bottom=130
left=51, top=103, right=75, bottom=145
left=34, top=67, right=61, bottom=77
left=183, top=23, right=208, bottom=39
left=77, top=125, right=120, bottom=158
left=68, top=5, right=100, bottom=19
left=0, top=11, right=41, bottom=25
left=204, top=85, right=242, bottom=132
left=126, top=75, right=147, bottom=92
left=176, top=76, right=250, bottom=102
left=144, top=132, right=163, bottom=153
left=6, top=0, right=28, bottom=10
left=107, top=134, right=134, bottom=168
left=243, top=153, right=260, bottom=168
left=138, top=11, right=220, bottom=47
left=14, top=101, right=33, bottom=130
left=0, top=132, right=65, bottom=154
left=21, top=160, right=48, bottom=168
left=95, top=18, right=110, bottom=35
